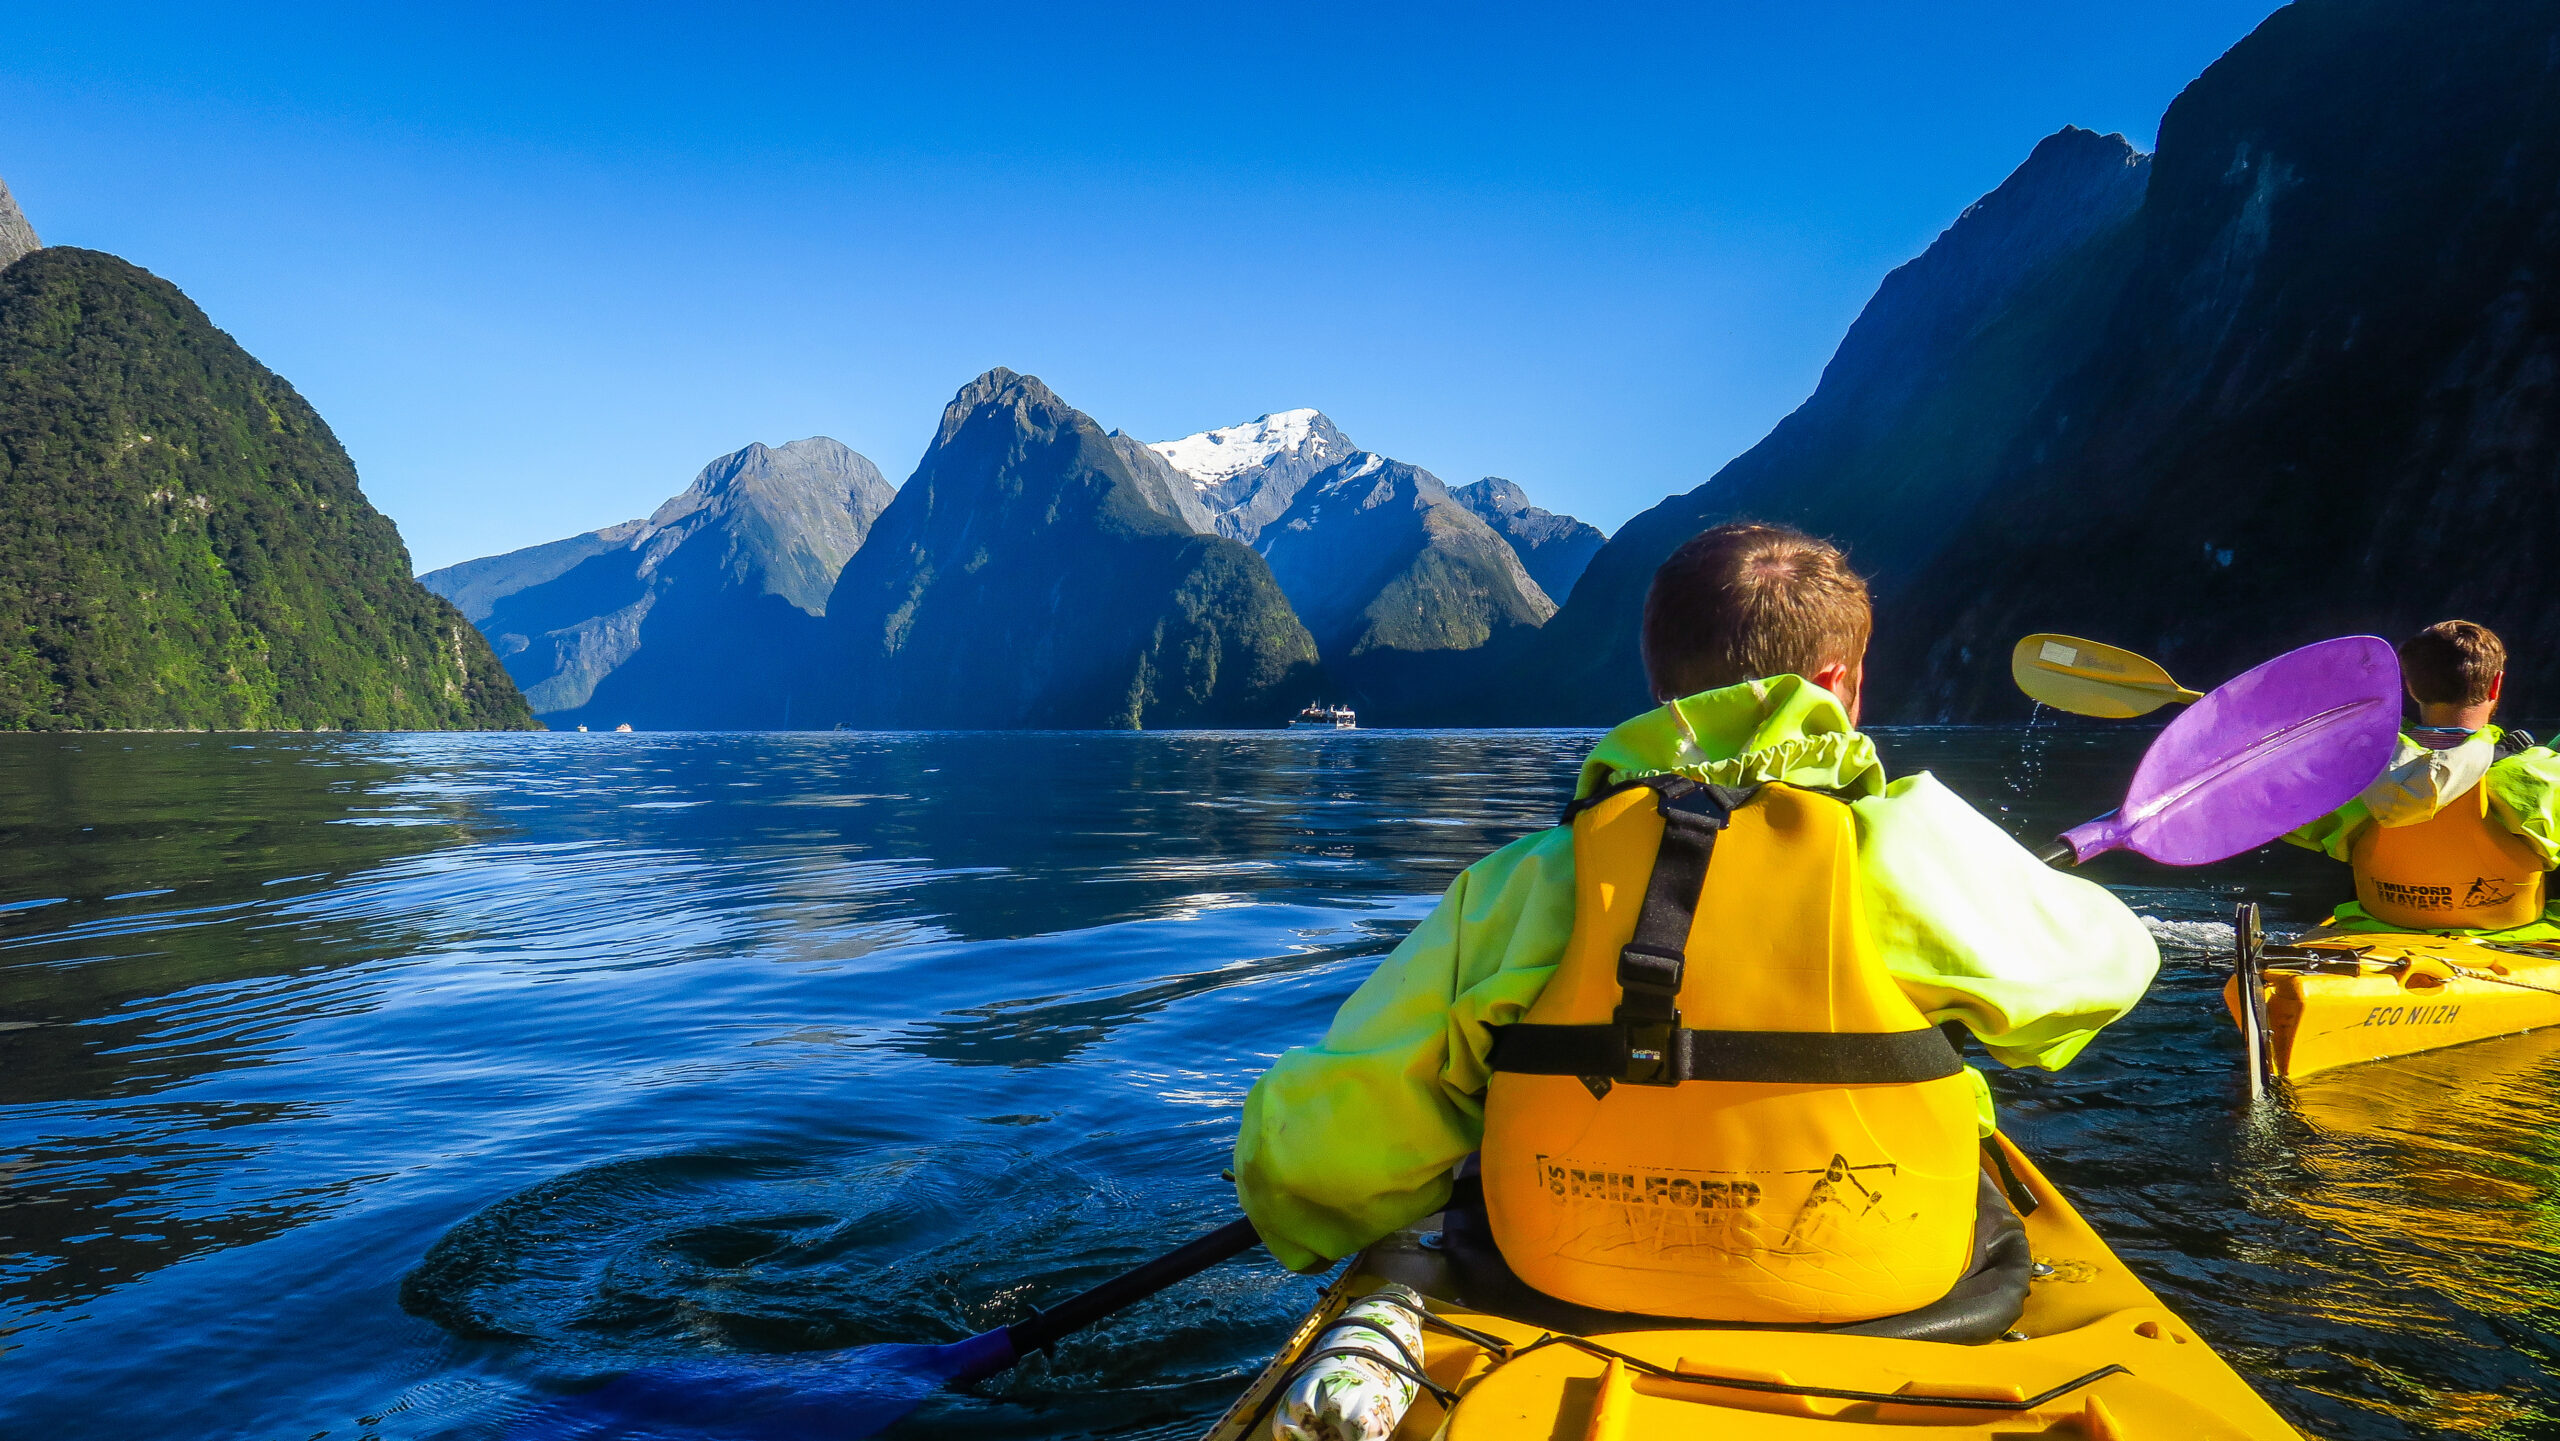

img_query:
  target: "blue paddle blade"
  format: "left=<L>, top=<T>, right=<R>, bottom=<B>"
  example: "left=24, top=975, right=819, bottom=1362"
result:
left=512, top=1328, right=1016, bottom=1440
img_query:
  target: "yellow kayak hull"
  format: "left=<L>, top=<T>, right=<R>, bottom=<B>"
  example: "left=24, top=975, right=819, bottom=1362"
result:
left=2224, top=931, right=2560, bottom=1080
left=1203, top=1135, right=2298, bottom=1440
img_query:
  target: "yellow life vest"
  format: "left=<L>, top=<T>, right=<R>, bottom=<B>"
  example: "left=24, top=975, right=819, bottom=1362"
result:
left=2352, top=779, right=2545, bottom=931
left=1479, top=777, right=1981, bottom=1324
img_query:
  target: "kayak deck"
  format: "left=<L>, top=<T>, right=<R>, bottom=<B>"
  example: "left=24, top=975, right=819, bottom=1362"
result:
left=2224, top=931, right=2560, bottom=1080
left=1202, top=1135, right=2297, bottom=1439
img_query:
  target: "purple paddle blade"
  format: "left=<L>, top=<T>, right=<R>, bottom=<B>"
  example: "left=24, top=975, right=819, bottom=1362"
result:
left=2057, top=635, right=2401, bottom=866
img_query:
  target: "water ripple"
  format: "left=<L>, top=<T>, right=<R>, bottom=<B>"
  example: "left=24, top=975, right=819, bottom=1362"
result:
left=0, top=727, right=2550, bottom=1439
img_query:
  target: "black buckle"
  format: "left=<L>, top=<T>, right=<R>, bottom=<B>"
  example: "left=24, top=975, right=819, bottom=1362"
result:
left=1616, top=941, right=1684, bottom=998
left=1612, top=1011, right=1684, bottom=1085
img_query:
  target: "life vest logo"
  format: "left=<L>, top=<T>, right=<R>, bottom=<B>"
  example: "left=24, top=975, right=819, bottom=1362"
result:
left=1529, top=1153, right=1908, bottom=1263
left=1534, top=1156, right=1764, bottom=1211
left=2465, top=876, right=2517, bottom=907
left=2372, top=880, right=2456, bottom=910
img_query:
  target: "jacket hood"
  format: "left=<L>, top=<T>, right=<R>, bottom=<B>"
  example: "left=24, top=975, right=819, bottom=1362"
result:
left=1575, top=675, right=1887, bottom=801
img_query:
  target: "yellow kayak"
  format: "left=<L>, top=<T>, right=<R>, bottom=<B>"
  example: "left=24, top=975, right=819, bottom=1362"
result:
left=2222, top=929, right=2560, bottom=1080
left=1202, top=1134, right=2299, bottom=1440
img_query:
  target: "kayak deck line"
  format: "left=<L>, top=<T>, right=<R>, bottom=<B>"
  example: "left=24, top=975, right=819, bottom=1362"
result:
left=1203, top=1135, right=2301, bottom=1440
left=2224, top=928, right=2560, bottom=1080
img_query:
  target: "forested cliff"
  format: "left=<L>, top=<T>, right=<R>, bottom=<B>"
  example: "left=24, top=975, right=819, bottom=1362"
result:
left=0, top=248, right=532, bottom=731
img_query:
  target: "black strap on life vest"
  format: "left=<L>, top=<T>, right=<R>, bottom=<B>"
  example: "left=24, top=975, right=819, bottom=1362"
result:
left=2498, top=728, right=2539, bottom=760
left=1489, top=775, right=1963, bottom=1094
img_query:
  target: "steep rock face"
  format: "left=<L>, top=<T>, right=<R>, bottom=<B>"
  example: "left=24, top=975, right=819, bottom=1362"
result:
left=1478, top=126, right=2154, bottom=724
left=1106, top=430, right=1219, bottom=534
left=1257, top=453, right=1552, bottom=716
left=1150, top=409, right=1360, bottom=542
left=642, top=438, right=896, bottom=615
left=1884, top=0, right=2560, bottom=718
left=812, top=369, right=1318, bottom=728
left=0, top=248, right=533, bottom=730
left=423, top=519, right=647, bottom=624
left=1450, top=477, right=1607, bottom=604
left=426, top=437, right=894, bottom=727
left=0, top=175, right=38, bottom=270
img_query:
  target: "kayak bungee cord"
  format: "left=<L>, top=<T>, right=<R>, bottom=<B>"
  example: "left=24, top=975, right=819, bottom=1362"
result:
left=1239, top=1287, right=2137, bottom=1431
left=2444, top=960, right=2560, bottom=998
left=1517, top=1334, right=2133, bottom=1412
left=2256, top=940, right=2560, bottom=999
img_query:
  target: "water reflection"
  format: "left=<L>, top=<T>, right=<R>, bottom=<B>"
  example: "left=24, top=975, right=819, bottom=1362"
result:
left=0, top=726, right=2553, bottom=1440
left=2243, top=1033, right=2560, bottom=1437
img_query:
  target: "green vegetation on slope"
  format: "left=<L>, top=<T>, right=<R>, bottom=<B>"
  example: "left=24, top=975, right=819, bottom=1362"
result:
left=0, top=248, right=534, bottom=731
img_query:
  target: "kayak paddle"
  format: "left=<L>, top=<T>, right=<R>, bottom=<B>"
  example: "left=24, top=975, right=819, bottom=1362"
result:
left=2035, top=635, right=2401, bottom=867
left=512, top=1217, right=1261, bottom=1440
left=2012, top=634, right=2203, bottom=718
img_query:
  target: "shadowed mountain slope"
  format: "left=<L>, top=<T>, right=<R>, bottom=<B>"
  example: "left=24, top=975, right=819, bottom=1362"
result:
left=424, top=438, right=893, bottom=728
left=1882, top=0, right=2560, bottom=718
left=1255, top=453, right=1553, bottom=718
left=1469, top=125, right=2154, bottom=724
left=425, top=520, right=648, bottom=625
left=1450, top=477, right=1606, bottom=604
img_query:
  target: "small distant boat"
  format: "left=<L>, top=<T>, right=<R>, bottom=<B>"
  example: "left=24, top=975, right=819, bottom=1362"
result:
left=1289, top=701, right=1356, bottom=730
left=613, top=723, right=633, bottom=733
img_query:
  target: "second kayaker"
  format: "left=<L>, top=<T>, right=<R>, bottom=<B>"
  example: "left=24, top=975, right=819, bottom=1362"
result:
left=1232, top=521, right=2159, bottom=1329
left=2288, top=619, right=2560, bottom=936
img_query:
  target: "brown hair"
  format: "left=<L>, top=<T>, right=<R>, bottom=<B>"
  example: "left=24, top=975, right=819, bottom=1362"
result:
left=2401, top=620, right=2506, bottom=706
left=1641, top=522, right=1873, bottom=702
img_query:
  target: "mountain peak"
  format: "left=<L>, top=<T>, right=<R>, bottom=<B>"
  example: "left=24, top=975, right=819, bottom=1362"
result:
left=814, top=371, right=1315, bottom=727
left=0, top=174, right=40, bottom=271
left=423, top=433, right=897, bottom=725
left=1808, top=124, right=2150, bottom=432
left=1150, top=409, right=1349, bottom=487
left=1450, top=477, right=1607, bottom=605
left=934, top=367, right=1077, bottom=451
left=1149, top=409, right=1359, bottom=542
left=657, top=435, right=876, bottom=512
left=1452, top=475, right=1532, bottom=516
left=638, top=436, right=895, bottom=611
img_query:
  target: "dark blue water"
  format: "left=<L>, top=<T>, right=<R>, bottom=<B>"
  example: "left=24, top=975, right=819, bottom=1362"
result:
left=2, top=729, right=2555, bottom=1439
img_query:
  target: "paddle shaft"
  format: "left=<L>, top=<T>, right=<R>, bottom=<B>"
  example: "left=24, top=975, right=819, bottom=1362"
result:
left=2236, top=902, right=2269, bottom=1100
left=1005, top=1217, right=1263, bottom=1355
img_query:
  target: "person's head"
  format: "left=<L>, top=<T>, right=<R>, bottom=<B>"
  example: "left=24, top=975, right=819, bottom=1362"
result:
left=2400, top=619, right=2506, bottom=725
left=1641, top=522, right=1873, bottom=717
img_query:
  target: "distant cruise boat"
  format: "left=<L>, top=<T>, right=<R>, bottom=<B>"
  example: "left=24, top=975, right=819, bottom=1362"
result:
left=1290, top=701, right=1356, bottom=730
left=613, top=723, right=634, bottom=732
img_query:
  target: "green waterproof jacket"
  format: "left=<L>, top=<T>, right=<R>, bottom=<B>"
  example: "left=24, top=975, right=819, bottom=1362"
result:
left=1231, top=676, right=2164, bottom=1273
left=2285, top=725, right=2560, bottom=939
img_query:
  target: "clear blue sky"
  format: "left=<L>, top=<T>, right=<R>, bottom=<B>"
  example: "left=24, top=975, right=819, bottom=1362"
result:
left=1, top=2, right=2279, bottom=573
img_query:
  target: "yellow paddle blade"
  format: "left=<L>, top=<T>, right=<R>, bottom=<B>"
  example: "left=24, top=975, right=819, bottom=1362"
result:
left=2010, top=634, right=2204, bottom=718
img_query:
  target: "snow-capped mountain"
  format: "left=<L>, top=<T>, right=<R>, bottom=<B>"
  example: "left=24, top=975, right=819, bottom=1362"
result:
left=1147, top=408, right=1357, bottom=542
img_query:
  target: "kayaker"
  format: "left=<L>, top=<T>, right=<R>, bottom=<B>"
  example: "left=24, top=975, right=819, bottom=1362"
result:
left=1232, top=522, right=2159, bottom=1329
left=2287, top=620, right=2560, bottom=936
